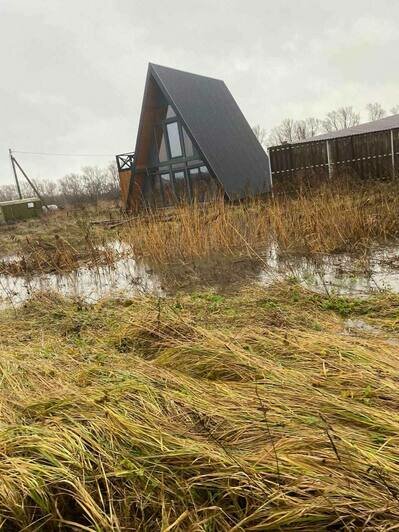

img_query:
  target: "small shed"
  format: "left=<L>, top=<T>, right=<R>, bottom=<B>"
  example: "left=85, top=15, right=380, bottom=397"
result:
left=0, top=198, right=43, bottom=223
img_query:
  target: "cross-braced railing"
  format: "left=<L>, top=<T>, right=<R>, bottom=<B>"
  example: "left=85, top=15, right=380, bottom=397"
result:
left=116, top=152, right=135, bottom=172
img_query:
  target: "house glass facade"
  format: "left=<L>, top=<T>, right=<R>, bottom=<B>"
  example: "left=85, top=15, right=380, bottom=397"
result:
left=144, top=101, right=220, bottom=207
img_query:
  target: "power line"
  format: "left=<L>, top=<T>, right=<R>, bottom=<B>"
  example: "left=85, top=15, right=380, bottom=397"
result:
left=12, top=150, right=115, bottom=157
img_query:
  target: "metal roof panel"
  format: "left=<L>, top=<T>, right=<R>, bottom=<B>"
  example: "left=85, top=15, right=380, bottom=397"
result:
left=296, top=113, right=399, bottom=144
left=147, top=63, right=271, bottom=199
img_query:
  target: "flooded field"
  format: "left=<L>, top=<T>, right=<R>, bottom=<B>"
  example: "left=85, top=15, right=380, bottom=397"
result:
left=260, top=244, right=399, bottom=295
left=1, top=239, right=399, bottom=308
left=0, top=251, right=162, bottom=308
left=2, top=185, right=399, bottom=530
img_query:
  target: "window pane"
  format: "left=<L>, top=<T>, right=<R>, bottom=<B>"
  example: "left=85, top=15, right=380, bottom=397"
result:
left=153, top=174, right=163, bottom=208
left=166, top=122, right=182, bottom=158
left=190, top=166, right=218, bottom=203
left=166, top=105, right=176, bottom=119
left=182, top=127, right=194, bottom=157
left=157, top=127, right=168, bottom=162
left=161, top=172, right=174, bottom=205
left=174, top=170, right=189, bottom=202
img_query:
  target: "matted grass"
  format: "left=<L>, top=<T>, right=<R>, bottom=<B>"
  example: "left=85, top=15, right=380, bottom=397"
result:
left=1, top=283, right=399, bottom=529
left=0, top=234, right=118, bottom=275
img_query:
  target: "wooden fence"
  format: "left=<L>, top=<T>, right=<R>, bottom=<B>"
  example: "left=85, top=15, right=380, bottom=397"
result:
left=269, top=128, right=399, bottom=181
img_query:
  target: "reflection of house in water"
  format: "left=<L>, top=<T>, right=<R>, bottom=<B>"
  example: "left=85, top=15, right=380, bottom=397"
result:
left=116, top=63, right=271, bottom=211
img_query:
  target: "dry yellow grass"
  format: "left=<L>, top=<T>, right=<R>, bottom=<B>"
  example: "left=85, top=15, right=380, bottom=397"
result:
left=0, top=202, right=117, bottom=259
left=1, top=283, right=399, bottom=529
left=120, top=200, right=269, bottom=264
left=120, top=178, right=399, bottom=267
left=2, top=178, right=399, bottom=276
left=0, top=203, right=120, bottom=274
left=0, top=234, right=118, bottom=275
left=270, top=177, right=399, bottom=253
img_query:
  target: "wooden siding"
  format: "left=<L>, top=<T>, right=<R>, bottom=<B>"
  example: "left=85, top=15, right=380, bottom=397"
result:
left=126, top=171, right=145, bottom=211
left=269, top=128, right=399, bottom=181
left=118, top=169, right=132, bottom=208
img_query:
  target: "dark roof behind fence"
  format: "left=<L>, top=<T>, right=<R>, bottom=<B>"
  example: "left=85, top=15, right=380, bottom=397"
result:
left=297, top=113, right=399, bottom=144
left=150, top=63, right=271, bottom=199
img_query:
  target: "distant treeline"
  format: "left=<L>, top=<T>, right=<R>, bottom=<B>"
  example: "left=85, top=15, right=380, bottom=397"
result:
left=0, top=162, right=120, bottom=206
left=254, top=102, right=399, bottom=147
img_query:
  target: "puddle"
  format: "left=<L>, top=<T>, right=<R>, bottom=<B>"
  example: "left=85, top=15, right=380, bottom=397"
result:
left=259, top=244, right=399, bottom=295
left=1, top=240, right=399, bottom=308
left=0, top=254, right=163, bottom=309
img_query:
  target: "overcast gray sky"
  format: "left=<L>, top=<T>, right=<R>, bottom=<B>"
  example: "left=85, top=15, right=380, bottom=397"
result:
left=1, top=0, right=398, bottom=185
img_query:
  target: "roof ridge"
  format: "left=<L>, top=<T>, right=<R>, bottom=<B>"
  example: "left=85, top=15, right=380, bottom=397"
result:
left=149, top=62, right=224, bottom=83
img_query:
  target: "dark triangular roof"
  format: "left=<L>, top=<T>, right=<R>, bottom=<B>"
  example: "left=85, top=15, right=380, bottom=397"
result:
left=134, top=63, right=271, bottom=200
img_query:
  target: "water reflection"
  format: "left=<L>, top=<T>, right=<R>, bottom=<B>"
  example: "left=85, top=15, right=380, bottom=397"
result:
left=0, top=254, right=163, bottom=309
left=259, top=244, right=399, bottom=295
left=1, top=241, right=399, bottom=308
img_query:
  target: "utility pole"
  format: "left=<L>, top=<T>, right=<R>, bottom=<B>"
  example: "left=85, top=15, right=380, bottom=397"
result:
left=9, top=148, right=22, bottom=199
left=11, top=156, right=47, bottom=208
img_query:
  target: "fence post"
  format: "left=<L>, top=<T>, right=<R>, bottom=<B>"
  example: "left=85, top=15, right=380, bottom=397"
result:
left=391, top=129, right=396, bottom=178
left=326, top=140, right=333, bottom=179
left=267, top=148, right=274, bottom=197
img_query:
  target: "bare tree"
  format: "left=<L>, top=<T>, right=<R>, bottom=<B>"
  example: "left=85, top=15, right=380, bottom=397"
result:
left=107, top=161, right=119, bottom=188
left=0, top=161, right=120, bottom=208
left=39, top=179, right=59, bottom=203
left=269, top=118, right=297, bottom=145
left=20, top=181, right=35, bottom=198
left=268, top=117, right=322, bottom=145
left=366, top=102, right=386, bottom=121
left=105, top=162, right=120, bottom=201
left=261, top=101, right=395, bottom=148
left=0, top=184, right=18, bottom=202
left=59, top=173, right=87, bottom=205
left=294, top=117, right=322, bottom=141
left=19, top=178, right=59, bottom=203
left=81, top=166, right=108, bottom=205
left=252, top=124, right=269, bottom=148
left=293, top=120, right=307, bottom=141
left=323, top=106, right=360, bottom=132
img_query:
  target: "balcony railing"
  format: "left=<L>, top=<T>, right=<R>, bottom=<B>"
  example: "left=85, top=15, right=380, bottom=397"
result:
left=116, top=152, right=135, bottom=172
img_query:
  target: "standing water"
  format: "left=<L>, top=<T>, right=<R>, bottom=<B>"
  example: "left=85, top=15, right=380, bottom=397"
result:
left=0, top=252, right=163, bottom=309
left=259, top=244, right=399, bottom=295
left=1, top=241, right=399, bottom=308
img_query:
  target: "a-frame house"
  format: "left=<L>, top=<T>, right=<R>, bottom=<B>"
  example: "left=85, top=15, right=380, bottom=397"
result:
left=116, top=63, right=271, bottom=211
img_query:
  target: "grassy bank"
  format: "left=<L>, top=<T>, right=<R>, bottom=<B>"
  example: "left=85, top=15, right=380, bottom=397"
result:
left=0, top=204, right=119, bottom=275
left=0, top=203, right=116, bottom=259
left=1, top=283, right=399, bottom=529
